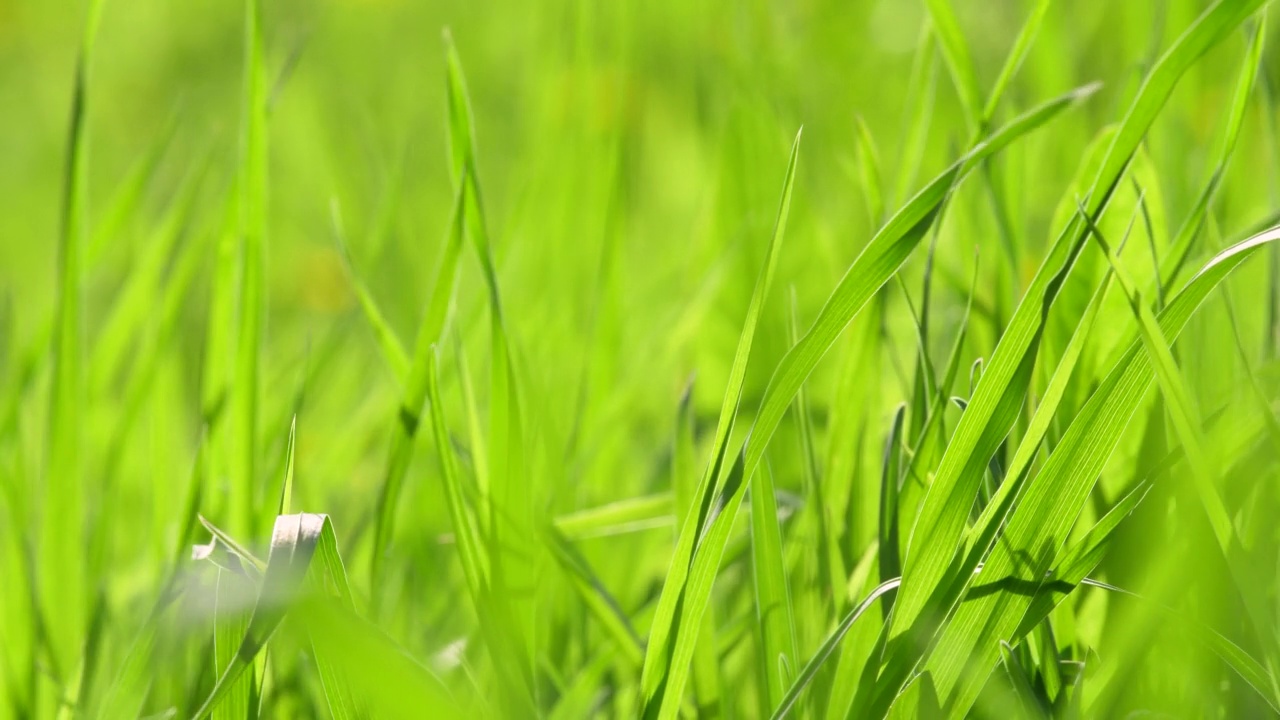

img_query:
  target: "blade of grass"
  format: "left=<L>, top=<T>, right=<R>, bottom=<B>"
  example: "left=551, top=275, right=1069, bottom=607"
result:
left=330, top=199, right=410, bottom=383
left=368, top=174, right=468, bottom=593
left=750, top=460, right=798, bottom=711
left=192, top=513, right=330, bottom=720
left=639, top=128, right=801, bottom=717
left=877, top=405, right=907, bottom=591
left=553, top=493, right=673, bottom=540
left=925, top=0, right=983, bottom=134
left=982, top=0, right=1051, bottom=126
left=442, top=37, right=536, bottom=701
left=671, top=382, right=723, bottom=717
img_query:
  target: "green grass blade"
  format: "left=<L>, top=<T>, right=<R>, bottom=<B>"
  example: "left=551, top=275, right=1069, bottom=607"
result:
left=1162, top=13, right=1266, bottom=290
left=442, top=38, right=535, bottom=702
left=90, top=147, right=210, bottom=395
left=925, top=0, right=983, bottom=133
left=852, top=116, right=885, bottom=228
left=750, top=461, right=798, bottom=711
left=423, top=347, right=489, bottom=607
left=639, top=128, right=801, bottom=717
left=298, top=597, right=461, bottom=720
left=307, top=517, right=366, bottom=720
left=877, top=405, right=906, bottom=589
left=894, top=24, right=938, bottom=205
left=770, top=576, right=904, bottom=720
left=553, top=493, right=673, bottom=540
left=368, top=176, right=468, bottom=592
left=1075, top=203, right=1232, bottom=544
left=331, top=201, right=410, bottom=383
left=670, top=382, right=723, bottom=717
left=276, top=416, right=296, bottom=517
left=982, top=0, right=1051, bottom=125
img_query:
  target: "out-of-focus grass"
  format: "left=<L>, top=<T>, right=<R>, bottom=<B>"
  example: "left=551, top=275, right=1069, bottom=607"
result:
left=1, top=0, right=1280, bottom=717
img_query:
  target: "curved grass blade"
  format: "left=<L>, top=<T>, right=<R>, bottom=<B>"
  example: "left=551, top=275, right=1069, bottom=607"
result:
left=769, top=577, right=906, bottom=720
left=191, top=513, right=329, bottom=720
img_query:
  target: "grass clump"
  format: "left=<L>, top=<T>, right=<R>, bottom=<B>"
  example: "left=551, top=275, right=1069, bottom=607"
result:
left=1, top=0, right=1279, bottom=717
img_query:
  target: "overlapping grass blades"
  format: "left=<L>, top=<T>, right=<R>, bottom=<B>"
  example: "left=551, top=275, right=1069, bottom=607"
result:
left=876, top=5, right=1269, bottom=712
left=641, top=82, right=1093, bottom=718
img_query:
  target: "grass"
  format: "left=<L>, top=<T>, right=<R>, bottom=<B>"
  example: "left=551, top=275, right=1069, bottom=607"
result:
left=2, top=0, right=1280, bottom=717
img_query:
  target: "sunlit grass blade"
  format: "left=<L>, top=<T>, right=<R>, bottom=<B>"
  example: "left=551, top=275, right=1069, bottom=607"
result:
left=422, top=347, right=488, bottom=607
left=787, top=289, right=842, bottom=656
left=852, top=116, right=885, bottom=228
left=639, top=128, right=801, bottom=718
left=441, top=38, right=535, bottom=702
left=90, top=144, right=210, bottom=396
left=670, top=381, right=722, bottom=717
left=982, top=0, right=1051, bottom=126
left=1162, top=12, right=1266, bottom=290
left=1075, top=203, right=1232, bottom=543
left=750, top=460, right=797, bottom=711
left=894, top=23, right=937, bottom=205
left=193, top=513, right=331, bottom=720
left=297, top=598, right=461, bottom=720
left=925, top=0, right=983, bottom=133
left=770, top=576, right=903, bottom=720
left=553, top=493, right=673, bottom=540
left=85, top=112, right=177, bottom=264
